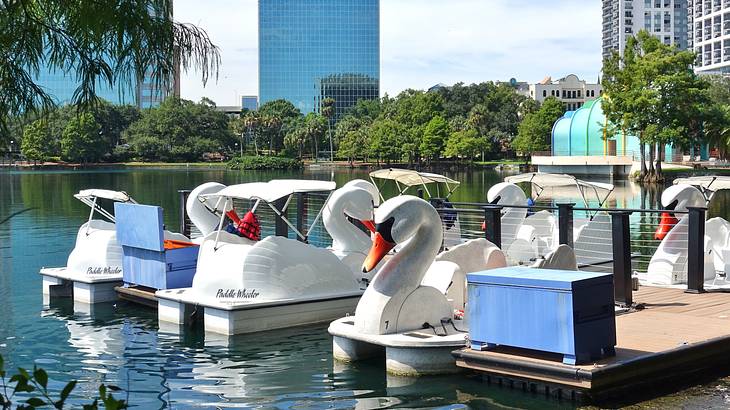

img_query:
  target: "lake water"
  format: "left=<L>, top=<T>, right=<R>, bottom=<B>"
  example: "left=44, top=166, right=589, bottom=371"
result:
left=1, top=166, right=730, bottom=409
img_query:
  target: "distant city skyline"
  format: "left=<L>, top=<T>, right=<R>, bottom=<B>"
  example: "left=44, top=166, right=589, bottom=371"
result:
left=175, top=0, right=602, bottom=106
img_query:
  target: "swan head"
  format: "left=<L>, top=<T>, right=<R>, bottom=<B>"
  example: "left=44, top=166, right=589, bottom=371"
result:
left=343, top=179, right=380, bottom=207
left=661, top=184, right=705, bottom=214
left=655, top=184, right=705, bottom=239
left=487, top=182, right=527, bottom=206
left=362, top=195, right=440, bottom=272
left=341, top=179, right=380, bottom=232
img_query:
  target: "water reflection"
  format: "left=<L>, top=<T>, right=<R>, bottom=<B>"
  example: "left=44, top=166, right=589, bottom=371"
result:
left=2, top=167, right=729, bottom=408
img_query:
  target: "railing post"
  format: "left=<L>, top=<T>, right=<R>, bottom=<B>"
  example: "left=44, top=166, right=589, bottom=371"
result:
left=611, top=211, right=632, bottom=307
left=178, top=189, right=192, bottom=238
left=484, top=205, right=502, bottom=249
left=558, top=203, right=575, bottom=248
left=430, top=198, right=445, bottom=252
left=296, top=192, right=306, bottom=242
left=686, top=206, right=707, bottom=294
left=273, top=197, right=288, bottom=237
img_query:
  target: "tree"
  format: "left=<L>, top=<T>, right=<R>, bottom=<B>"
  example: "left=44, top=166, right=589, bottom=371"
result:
left=124, top=97, right=233, bottom=161
left=258, top=100, right=301, bottom=154
left=61, top=112, right=103, bottom=163
left=602, top=30, right=708, bottom=182
left=0, top=0, right=220, bottom=138
left=420, top=115, right=449, bottom=163
left=21, top=119, right=52, bottom=163
left=368, top=118, right=403, bottom=164
left=321, top=97, right=336, bottom=161
left=512, top=97, right=565, bottom=158
left=443, top=128, right=484, bottom=161
left=703, top=76, right=730, bottom=160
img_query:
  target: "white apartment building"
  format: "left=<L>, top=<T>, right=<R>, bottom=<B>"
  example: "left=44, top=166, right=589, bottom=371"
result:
left=528, top=75, right=603, bottom=111
left=690, top=0, right=730, bottom=73
left=603, top=0, right=689, bottom=60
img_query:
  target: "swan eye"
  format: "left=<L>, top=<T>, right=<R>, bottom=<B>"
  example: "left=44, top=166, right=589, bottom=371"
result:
left=665, top=199, right=678, bottom=211
left=489, top=196, right=501, bottom=205
left=375, top=217, right=396, bottom=244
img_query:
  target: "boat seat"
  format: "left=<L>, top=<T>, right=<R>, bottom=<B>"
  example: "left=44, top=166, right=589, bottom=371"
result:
left=532, top=244, right=578, bottom=271
left=520, top=210, right=557, bottom=255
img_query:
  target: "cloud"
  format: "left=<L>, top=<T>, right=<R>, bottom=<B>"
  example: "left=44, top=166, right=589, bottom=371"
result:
left=175, top=0, right=602, bottom=105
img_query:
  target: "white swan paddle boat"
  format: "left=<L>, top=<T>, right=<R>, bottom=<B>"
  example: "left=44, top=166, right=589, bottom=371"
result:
left=156, top=179, right=385, bottom=335
left=640, top=182, right=724, bottom=288
left=674, top=176, right=730, bottom=276
left=40, top=189, right=189, bottom=304
left=329, top=195, right=508, bottom=376
left=489, top=173, right=615, bottom=267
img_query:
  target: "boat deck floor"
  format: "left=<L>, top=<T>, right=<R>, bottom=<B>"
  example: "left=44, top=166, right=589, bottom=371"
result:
left=454, top=286, right=730, bottom=401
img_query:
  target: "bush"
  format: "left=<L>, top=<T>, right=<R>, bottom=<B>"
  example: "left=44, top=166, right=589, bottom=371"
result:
left=228, top=156, right=302, bottom=170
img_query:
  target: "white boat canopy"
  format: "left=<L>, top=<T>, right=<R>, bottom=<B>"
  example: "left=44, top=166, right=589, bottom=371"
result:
left=73, top=189, right=136, bottom=223
left=202, top=180, right=336, bottom=203
left=505, top=172, right=615, bottom=209
left=369, top=168, right=460, bottom=200
left=673, top=176, right=730, bottom=203
left=200, top=179, right=337, bottom=244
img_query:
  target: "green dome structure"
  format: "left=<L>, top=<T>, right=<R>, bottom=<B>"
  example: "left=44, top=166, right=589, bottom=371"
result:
left=551, top=98, right=639, bottom=157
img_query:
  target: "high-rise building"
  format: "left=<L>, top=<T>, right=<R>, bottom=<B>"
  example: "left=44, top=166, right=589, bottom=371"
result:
left=602, top=0, right=689, bottom=60
left=35, top=65, right=179, bottom=109
left=689, top=0, right=730, bottom=74
left=258, top=0, right=380, bottom=120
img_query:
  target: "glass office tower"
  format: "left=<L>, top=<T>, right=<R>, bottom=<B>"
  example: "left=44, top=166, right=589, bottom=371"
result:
left=259, top=0, right=380, bottom=120
left=35, top=62, right=179, bottom=108
left=35, top=66, right=137, bottom=106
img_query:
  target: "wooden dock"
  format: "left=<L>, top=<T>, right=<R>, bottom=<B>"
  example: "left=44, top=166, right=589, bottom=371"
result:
left=115, top=285, right=158, bottom=308
left=453, top=286, right=730, bottom=402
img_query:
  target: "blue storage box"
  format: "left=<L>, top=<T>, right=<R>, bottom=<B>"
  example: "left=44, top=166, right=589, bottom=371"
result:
left=115, top=203, right=198, bottom=290
left=467, top=267, right=616, bottom=365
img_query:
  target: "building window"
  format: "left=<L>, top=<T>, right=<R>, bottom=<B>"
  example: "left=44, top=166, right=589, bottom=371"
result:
left=543, top=90, right=547, bottom=97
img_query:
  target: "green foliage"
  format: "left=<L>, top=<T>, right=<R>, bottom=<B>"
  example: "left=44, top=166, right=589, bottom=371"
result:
left=0, top=353, right=126, bottom=409
left=21, top=120, right=52, bottom=162
left=368, top=118, right=404, bottom=163
left=602, top=30, right=708, bottom=180
left=698, top=75, right=730, bottom=160
left=61, top=113, right=103, bottom=163
left=228, top=156, right=302, bottom=170
left=124, top=97, right=234, bottom=161
left=420, top=115, right=449, bottom=162
left=444, top=128, right=484, bottom=161
left=257, top=100, right=302, bottom=154
left=0, top=0, right=220, bottom=133
left=512, top=97, right=565, bottom=156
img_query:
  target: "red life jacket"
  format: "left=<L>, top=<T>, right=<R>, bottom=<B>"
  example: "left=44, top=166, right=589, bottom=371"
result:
left=655, top=212, right=678, bottom=241
left=237, top=211, right=261, bottom=241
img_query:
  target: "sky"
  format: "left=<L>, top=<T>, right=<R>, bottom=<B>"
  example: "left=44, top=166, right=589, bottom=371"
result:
left=175, top=0, right=602, bottom=106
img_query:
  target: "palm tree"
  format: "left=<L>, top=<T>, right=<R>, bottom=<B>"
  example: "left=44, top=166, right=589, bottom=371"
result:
left=320, top=98, right=336, bottom=161
left=242, top=112, right=260, bottom=156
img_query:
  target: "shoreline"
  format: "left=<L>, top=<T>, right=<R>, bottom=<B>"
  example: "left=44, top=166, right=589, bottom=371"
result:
left=0, top=159, right=526, bottom=171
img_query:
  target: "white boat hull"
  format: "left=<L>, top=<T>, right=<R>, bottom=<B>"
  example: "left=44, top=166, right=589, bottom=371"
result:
left=157, top=288, right=362, bottom=335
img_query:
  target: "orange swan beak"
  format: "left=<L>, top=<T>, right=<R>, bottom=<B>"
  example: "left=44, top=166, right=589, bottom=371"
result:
left=362, top=232, right=395, bottom=273
left=361, top=220, right=376, bottom=233
left=655, top=212, right=678, bottom=241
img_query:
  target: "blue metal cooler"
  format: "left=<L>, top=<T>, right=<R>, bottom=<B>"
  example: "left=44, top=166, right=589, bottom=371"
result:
left=115, top=203, right=199, bottom=290
left=467, top=267, right=616, bottom=365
